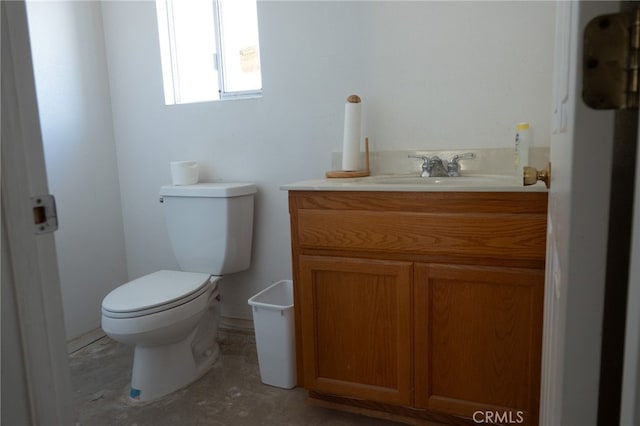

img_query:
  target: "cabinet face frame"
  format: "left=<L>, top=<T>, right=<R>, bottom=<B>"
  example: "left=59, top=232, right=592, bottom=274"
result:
left=299, top=255, right=413, bottom=406
left=414, top=263, right=544, bottom=425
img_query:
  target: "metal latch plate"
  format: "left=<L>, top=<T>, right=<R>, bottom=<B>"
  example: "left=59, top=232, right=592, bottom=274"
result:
left=32, top=194, right=58, bottom=234
left=583, top=9, right=640, bottom=110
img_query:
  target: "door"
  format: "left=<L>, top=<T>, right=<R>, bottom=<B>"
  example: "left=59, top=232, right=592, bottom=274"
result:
left=299, top=255, right=413, bottom=406
left=542, top=1, right=639, bottom=425
left=1, top=1, right=74, bottom=424
left=414, top=263, right=544, bottom=425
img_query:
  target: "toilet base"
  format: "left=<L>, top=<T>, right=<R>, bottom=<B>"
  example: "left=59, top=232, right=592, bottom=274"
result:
left=129, top=286, right=221, bottom=402
left=129, top=333, right=220, bottom=401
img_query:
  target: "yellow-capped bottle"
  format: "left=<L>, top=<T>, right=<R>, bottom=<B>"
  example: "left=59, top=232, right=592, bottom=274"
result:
left=514, top=122, right=530, bottom=172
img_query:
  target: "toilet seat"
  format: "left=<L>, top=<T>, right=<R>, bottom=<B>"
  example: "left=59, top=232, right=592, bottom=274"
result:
left=102, top=270, right=215, bottom=319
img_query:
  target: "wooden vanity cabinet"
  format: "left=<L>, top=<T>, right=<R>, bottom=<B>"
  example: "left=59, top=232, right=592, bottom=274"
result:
left=288, top=190, right=548, bottom=425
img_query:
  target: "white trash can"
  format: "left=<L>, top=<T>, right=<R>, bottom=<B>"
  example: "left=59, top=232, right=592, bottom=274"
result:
left=248, top=280, right=296, bottom=389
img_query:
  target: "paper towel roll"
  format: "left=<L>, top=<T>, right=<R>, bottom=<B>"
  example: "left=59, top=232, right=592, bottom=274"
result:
left=341, top=95, right=362, bottom=171
left=170, top=161, right=199, bottom=185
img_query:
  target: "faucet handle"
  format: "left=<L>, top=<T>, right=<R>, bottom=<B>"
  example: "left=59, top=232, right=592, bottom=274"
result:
left=450, top=152, right=476, bottom=164
left=409, top=155, right=431, bottom=177
left=447, top=152, right=475, bottom=176
left=408, top=155, right=430, bottom=163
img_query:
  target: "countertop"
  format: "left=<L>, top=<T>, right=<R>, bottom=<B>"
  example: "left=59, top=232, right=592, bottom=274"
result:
left=281, top=174, right=548, bottom=192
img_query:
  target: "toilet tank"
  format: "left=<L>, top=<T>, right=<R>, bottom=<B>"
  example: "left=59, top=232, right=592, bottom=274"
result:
left=159, top=183, right=257, bottom=275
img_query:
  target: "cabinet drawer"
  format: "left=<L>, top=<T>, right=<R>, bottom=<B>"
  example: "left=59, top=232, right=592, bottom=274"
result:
left=296, top=209, right=546, bottom=263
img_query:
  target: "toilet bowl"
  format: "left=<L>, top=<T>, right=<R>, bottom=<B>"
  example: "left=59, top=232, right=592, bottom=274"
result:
left=102, top=270, right=222, bottom=401
left=101, top=182, right=256, bottom=401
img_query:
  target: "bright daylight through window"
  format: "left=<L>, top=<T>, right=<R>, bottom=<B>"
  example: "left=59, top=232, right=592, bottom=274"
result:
left=155, top=0, right=262, bottom=105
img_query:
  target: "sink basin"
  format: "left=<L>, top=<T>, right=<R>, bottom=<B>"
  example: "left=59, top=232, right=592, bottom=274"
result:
left=369, top=175, right=518, bottom=187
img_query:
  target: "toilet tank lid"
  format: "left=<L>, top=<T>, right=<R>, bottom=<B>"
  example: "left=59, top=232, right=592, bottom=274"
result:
left=160, top=182, right=256, bottom=198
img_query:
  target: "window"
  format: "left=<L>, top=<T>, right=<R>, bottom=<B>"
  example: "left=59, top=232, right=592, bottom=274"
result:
left=155, top=0, right=262, bottom=105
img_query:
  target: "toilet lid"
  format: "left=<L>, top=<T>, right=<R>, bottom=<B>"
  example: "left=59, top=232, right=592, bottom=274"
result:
left=102, top=270, right=212, bottom=314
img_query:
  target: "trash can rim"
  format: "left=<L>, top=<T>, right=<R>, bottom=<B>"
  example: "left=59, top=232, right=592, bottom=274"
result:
left=247, top=279, right=293, bottom=310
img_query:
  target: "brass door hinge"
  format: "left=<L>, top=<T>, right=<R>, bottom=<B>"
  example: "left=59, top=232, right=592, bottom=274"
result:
left=583, top=8, right=640, bottom=110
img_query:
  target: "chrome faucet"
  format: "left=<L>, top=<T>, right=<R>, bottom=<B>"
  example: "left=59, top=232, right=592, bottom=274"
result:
left=409, top=152, right=475, bottom=177
left=409, top=155, right=448, bottom=177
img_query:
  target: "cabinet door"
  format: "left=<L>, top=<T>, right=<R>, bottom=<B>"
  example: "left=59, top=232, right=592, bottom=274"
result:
left=299, top=255, right=413, bottom=406
left=414, top=263, right=543, bottom=425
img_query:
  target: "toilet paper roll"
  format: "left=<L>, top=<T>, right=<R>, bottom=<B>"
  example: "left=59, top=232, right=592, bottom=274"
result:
left=170, top=161, right=199, bottom=185
left=341, top=96, right=362, bottom=171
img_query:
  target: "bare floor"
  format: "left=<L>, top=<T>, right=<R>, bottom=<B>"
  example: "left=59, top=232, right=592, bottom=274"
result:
left=69, top=329, right=398, bottom=426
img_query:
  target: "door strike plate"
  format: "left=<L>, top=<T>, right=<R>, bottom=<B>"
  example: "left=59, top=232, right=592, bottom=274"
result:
left=32, top=194, right=58, bottom=234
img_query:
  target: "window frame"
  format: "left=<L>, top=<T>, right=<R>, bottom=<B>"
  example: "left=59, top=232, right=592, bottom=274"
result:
left=213, top=0, right=262, bottom=100
left=156, top=0, right=262, bottom=105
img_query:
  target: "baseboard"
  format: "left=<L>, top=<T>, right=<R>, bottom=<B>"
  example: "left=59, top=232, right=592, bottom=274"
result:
left=67, top=328, right=106, bottom=354
left=219, top=316, right=254, bottom=333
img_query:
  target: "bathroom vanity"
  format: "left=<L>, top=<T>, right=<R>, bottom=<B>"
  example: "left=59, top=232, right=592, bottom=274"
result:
left=284, top=176, right=548, bottom=426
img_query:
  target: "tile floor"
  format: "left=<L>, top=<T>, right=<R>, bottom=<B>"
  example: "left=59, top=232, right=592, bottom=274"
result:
left=68, top=329, right=400, bottom=426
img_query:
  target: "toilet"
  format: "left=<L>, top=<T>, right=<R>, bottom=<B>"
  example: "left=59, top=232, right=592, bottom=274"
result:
left=101, top=182, right=256, bottom=401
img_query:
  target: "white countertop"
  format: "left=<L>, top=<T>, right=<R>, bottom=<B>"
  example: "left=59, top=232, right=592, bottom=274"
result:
left=281, top=174, right=548, bottom=192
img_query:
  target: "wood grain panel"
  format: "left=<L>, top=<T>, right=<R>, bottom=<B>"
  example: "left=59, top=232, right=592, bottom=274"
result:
left=297, top=210, right=547, bottom=263
left=414, top=264, right=543, bottom=426
left=300, top=256, right=413, bottom=406
left=290, top=191, right=548, bottom=214
left=288, top=192, right=305, bottom=386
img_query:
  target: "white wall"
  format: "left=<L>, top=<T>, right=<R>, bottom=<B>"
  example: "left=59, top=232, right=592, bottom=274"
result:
left=98, top=0, right=555, bottom=322
left=26, top=1, right=128, bottom=340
